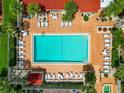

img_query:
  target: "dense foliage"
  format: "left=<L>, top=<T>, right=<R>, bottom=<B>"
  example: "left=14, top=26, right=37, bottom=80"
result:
left=83, top=15, right=89, bottom=21
left=41, top=82, right=82, bottom=89
left=27, top=3, right=41, bottom=16
left=81, top=65, right=97, bottom=93
left=114, top=66, right=124, bottom=81
left=103, top=0, right=124, bottom=17
left=112, top=28, right=124, bottom=48
left=0, top=78, right=23, bottom=93
left=112, top=48, right=119, bottom=67
left=9, top=0, right=23, bottom=16
left=62, top=0, right=78, bottom=21
left=85, top=72, right=96, bottom=86
left=111, top=28, right=124, bottom=67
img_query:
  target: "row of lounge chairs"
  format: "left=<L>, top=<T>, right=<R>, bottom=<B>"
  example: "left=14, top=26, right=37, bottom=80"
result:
left=38, top=21, right=48, bottom=28
left=102, top=34, right=111, bottom=73
left=17, top=39, right=25, bottom=69
left=61, top=21, right=72, bottom=27
left=38, top=14, right=48, bottom=28
left=45, top=72, right=84, bottom=80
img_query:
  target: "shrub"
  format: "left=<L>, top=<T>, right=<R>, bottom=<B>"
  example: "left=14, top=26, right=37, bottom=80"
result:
left=112, top=48, right=119, bottom=67
left=104, top=73, right=109, bottom=78
left=83, top=15, right=89, bottom=21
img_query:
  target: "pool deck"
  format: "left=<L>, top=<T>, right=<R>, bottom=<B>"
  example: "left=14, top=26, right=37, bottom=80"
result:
left=22, top=11, right=116, bottom=93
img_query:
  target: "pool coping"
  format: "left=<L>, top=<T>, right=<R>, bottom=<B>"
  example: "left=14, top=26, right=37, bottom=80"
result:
left=31, top=33, right=91, bottom=65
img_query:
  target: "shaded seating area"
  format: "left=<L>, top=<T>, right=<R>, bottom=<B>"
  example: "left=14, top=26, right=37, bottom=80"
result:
left=45, top=71, right=84, bottom=82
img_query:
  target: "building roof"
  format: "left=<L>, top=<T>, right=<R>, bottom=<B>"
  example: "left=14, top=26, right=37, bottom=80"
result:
left=27, top=73, right=43, bottom=86
left=22, top=0, right=100, bottom=12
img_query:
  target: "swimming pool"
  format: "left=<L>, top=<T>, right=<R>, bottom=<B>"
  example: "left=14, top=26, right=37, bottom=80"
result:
left=103, top=84, right=111, bottom=93
left=33, top=34, right=89, bottom=63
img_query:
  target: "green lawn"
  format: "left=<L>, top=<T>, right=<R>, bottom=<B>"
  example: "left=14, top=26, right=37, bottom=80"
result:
left=3, top=0, right=16, bottom=23
left=0, top=0, right=16, bottom=72
left=0, top=32, right=8, bottom=71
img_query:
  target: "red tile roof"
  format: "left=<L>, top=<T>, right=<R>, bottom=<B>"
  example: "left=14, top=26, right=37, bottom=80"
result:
left=27, top=73, right=43, bottom=86
left=23, top=0, right=100, bottom=12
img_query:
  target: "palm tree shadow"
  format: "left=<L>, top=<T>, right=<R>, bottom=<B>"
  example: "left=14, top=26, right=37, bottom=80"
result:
left=83, top=64, right=95, bottom=72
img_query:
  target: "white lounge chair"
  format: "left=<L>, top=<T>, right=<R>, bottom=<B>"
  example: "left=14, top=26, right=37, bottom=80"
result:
left=103, top=34, right=110, bottom=38
left=105, top=43, right=111, bottom=48
left=38, top=21, right=41, bottom=28
left=18, top=55, right=24, bottom=59
left=65, top=72, right=69, bottom=79
left=52, top=14, right=58, bottom=19
left=103, top=65, right=110, bottom=70
left=103, top=70, right=110, bottom=73
left=69, top=21, right=72, bottom=27
left=102, top=50, right=107, bottom=56
left=75, top=73, right=78, bottom=79
left=61, top=22, right=64, bottom=27
left=104, top=39, right=111, bottom=43
left=52, top=73, right=55, bottom=79
left=18, top=45, right=24, bottom=49
left=103, top=62, right=111, bottom=65
left=22, top=32, right=28, bottom=37
left=65, top=22, right=68, bottom=27
left=45, top=74, right=48, bottom=80
left=104, top=56, right=110, bottom=61
left=45, top=21, right=48, bottom=27
left=19, top=51, right=24, bottom=54
left=41, top=21, right=44, bottom=27
left=18, top=52, right=24, bottom=56
left=18, top=40, right=23, bottom=44
left=70, top=72, right=74, bottom=79
left=79, top=72, right=83, bottom=79
left=47, top=74, right=51, bottom=79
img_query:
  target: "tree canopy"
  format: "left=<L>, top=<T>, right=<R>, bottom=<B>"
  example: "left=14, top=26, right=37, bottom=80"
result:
left=62, top=0, right=78, bottom=21
left=9, top=0, right=23, bottom=15
left=85, top=71, right=96, bottom=86
left=81, top=65, right=96, bottom=93
left=103, top=0, right=124, bottom=17
left=27, top=3, right=41, bottom=16
left=0, top=78, right=23, bottom=93
left=114, top=66, right=124, bottom=81
left=111, top=28, right=124, bottom=48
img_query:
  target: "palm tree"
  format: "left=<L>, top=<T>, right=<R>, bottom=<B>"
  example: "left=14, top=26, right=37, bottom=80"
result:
left=0, top=78, right=24, bottom=93
left=27, top=3, right=41, bottom=17
left=85, top=71, right=96, bottom=86
left=85, top=86, right=97, bottom=93
left=62, top=0, right=78, bottom=21
left=9, top=0, right=24, bottom=26
left=9, top=0, right=23, bottom=15
left=2, top=22, right=16, bottom=37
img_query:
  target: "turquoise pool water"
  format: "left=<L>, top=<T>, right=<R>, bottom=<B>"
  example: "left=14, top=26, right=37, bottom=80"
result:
left=33, top=35, right=88, bottom=63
